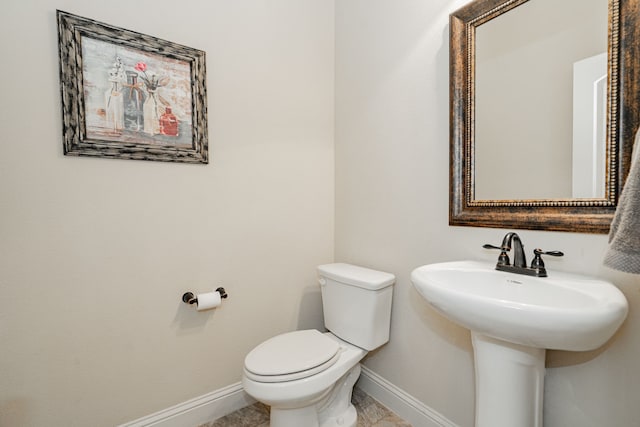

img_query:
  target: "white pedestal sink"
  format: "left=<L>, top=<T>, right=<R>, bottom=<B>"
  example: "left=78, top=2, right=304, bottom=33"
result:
left=411, top=261, right=628, bottom=427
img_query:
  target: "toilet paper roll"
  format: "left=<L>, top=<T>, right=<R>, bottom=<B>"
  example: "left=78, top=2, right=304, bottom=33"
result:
left=196, top=291, right=222, bottom=311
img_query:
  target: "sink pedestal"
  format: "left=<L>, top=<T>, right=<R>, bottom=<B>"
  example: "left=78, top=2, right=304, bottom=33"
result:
left=472, top=333, right=545, bottom=427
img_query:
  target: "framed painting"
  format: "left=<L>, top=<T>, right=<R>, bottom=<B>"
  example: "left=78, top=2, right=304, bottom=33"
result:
left=57, top=11, right=208, bottom=164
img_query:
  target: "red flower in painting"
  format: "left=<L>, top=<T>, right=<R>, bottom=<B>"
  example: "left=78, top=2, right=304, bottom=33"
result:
left=134, top=62, right=147, bottom=72
left=133, top=61, right=168, bottom=92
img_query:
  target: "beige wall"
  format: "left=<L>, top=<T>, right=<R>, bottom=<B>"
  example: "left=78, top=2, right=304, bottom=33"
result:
left=335, top=1, right=640, bottom=426
left=0, top=1, right=334, bottom=426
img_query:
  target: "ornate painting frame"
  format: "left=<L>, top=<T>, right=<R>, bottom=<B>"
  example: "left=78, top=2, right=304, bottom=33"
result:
left=57, top=10, right=208, bottom=164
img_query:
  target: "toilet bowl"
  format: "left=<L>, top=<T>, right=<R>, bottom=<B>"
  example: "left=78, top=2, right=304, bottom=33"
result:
left=242, top=331, right=366, bottom=427
left=241, top=263, right=395, bottom=427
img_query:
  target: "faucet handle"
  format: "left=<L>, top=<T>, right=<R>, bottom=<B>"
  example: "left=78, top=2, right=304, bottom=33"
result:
left=482, top=244, right=502, bottom=250
left=531, top=248, right=564, bottom=274
left=533, top=248, right=564, bottom=258
left=483, top=243, right=510, bottom=266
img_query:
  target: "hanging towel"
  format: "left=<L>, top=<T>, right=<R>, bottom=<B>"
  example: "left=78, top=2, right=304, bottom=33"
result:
left=604, top=128, right=640, bottom=273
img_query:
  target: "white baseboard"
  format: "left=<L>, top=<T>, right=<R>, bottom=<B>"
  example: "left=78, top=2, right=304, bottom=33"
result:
left=356, top=366, right=459, bottom=427
left=118, top=382, right=255, bottom=427
left=119, top=367, right=457, bottom=427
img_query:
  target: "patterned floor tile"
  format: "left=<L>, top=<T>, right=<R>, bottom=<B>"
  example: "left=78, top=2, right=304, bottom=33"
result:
left=202, top=386, right=411, bottom=427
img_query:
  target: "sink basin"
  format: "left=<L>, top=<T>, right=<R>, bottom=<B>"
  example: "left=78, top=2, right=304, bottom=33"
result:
left=411, top=260, right=628, bottom=351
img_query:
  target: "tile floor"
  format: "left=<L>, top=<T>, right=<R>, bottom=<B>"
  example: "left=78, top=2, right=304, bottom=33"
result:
left=199, top=386, right=412, bottom=427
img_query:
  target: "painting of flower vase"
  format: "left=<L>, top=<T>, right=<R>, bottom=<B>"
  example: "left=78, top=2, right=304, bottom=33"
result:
left=57, top=11, right=208, bottom=163
left=82, top=39, right=191, bottom=145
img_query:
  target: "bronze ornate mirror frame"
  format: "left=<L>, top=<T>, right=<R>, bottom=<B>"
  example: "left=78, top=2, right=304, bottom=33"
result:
left=449, top=0, right=639, bottom=233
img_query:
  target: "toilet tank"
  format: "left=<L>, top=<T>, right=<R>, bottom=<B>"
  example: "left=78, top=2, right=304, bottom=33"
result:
left=317, top=263, right=395, bottom=351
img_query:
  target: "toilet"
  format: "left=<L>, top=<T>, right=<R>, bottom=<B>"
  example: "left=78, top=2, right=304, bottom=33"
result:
left=242, top=263, right=395, bottom=427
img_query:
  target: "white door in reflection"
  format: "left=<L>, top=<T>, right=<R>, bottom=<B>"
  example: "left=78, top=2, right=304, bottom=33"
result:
left=572, top=52, right=607, bottom=199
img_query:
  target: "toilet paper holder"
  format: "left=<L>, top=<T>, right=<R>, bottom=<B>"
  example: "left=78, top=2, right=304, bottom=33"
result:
left=182, top=287, right=228, bottom=305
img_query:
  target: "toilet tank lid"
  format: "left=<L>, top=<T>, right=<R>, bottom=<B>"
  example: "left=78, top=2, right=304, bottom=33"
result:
left=317, top=263, right=395, bottom=290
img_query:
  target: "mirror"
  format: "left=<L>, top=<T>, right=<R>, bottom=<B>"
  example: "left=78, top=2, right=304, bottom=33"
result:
left=449, top=0, right=639, bottom=233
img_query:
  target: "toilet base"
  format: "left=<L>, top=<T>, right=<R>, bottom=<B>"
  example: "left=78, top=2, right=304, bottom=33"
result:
left=269, top=364, right=361, bottom=427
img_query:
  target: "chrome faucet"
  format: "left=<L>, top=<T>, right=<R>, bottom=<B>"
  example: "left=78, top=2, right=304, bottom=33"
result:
left=483, top=232, right=564, bottom=277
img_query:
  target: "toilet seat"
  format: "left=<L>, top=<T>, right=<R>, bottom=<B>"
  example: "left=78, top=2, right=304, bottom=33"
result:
left=244, top=329, right=341, bottom=383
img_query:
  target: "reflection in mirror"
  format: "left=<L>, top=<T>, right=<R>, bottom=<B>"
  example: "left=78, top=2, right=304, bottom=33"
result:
left=572, top=52, right=607, bottom=199
left=474, top=0, right=608, bottom=200
left=449, top=0, right=639, bottom=233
